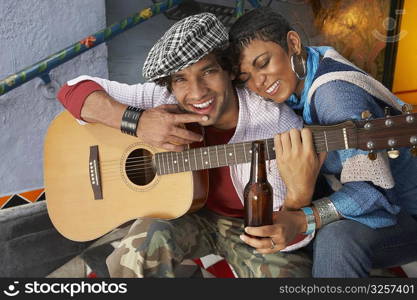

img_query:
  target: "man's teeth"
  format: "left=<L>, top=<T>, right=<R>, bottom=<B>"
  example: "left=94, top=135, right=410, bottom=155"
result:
left=266, top=81, right=280, bottom=93
left=192, top=99, right=214, bottom=109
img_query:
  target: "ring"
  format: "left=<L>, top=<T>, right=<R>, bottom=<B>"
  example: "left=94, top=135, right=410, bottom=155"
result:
left=270, top=238, right=276, bottom=249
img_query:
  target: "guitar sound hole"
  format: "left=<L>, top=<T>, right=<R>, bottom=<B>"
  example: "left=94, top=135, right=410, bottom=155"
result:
left=125, top=148, right=155, bottom=186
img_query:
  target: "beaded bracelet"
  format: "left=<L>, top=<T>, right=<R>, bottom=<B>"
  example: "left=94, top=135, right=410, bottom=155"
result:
left=300, top=206, right=316, bottom=235
left=120, top=106, right=144, bottom=137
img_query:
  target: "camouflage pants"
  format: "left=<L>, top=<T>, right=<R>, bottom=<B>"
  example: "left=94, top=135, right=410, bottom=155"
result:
left=106, top=209, right=312, bottom=278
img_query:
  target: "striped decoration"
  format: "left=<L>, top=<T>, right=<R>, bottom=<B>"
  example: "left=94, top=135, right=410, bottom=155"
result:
left=0, top=188, right=45, bottom=210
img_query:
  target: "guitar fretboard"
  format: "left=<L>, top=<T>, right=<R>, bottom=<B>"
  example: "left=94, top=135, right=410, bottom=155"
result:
left=155, top=125, right=356, bottom=175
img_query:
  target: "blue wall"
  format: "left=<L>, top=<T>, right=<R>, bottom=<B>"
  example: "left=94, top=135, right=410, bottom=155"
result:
left=0, top=0, right=108, bottom=196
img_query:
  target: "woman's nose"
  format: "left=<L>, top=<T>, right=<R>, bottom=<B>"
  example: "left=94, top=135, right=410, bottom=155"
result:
left=254, top=73, right=266, bottom=90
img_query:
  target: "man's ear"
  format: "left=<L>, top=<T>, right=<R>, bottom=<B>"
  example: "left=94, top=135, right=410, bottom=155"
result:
left=287, top=31, right=302, bottom=56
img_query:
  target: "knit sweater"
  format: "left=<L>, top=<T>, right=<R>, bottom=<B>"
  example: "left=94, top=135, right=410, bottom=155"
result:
left=304, top=48, right=417, bottom=228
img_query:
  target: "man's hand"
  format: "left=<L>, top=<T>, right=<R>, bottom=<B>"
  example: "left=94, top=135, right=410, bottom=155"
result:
left=81, top=91, right=206, bottom=152
left=137, top=104, right=207, bottom=151
left=240, top=210, right=306, bottom=254
left=274, top=128, right=326, bottom=210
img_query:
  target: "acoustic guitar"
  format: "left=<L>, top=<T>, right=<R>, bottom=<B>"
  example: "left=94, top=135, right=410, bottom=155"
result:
left=44, top=109, right=417, bottom=241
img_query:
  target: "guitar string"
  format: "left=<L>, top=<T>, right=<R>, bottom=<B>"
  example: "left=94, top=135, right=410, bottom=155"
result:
left=103, top=150, right=414, bottom=180
left=99, top=135, right=350, bottom=168
left=101, top=145, right=331, bottom=181
left=101, top=144, right=335, bottom=180
left=90, top=125, right=415, bottom=180
left=101, top=160, right=152, bottom=167
left=99, top=130, right=351, bottom=164
left=101, top=167, right=155, bottom=178
left=101, top=144, right=333, bottom=179
left=101, top=149, right=342, bottom=172
left=100, top=139, right=346, bottom=175
left=100, top=131, right=353, bottom=177
left=102, top=149, right=290, bottom=179
left=100, top=125, right=411, bottom=168
left=101, top=136, right=346, bottom=164
left=102, top=138, right=413, bottom=180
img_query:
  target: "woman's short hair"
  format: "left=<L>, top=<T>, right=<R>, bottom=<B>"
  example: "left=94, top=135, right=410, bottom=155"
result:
left=228, top=7, right=294, bottom=75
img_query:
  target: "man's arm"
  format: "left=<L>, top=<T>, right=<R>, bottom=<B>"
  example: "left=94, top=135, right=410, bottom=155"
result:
left=57, top=78, right=207, bottom=151
left=80, top=90, right=125, bottom=128
left=274, top=128, right=327, bottom=228
left=274, top=128, right=327, bottom=211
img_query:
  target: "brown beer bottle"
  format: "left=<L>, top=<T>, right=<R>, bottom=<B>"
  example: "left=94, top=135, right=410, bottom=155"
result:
left=244, top=141, right=273, bottom=227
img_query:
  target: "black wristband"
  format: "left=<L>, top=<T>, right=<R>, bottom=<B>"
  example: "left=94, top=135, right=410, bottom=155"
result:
left=120, top=106, right=144, bottom=137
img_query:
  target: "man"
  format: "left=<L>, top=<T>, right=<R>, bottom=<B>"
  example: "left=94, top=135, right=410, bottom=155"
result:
left=57, top=13, right=317, bottom=277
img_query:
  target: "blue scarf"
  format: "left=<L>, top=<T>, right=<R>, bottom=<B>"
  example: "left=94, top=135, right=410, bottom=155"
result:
left=286, top=46, right=332, bottom=124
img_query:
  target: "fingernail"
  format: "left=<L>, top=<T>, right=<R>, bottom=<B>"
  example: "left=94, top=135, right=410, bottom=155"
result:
left=202, top=115, right=208, bottom=121
left=239, top=234, right=245, bottom=241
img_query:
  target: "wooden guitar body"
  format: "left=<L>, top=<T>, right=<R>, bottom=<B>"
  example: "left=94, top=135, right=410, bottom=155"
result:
left=44, top=111, right=208, bottom=241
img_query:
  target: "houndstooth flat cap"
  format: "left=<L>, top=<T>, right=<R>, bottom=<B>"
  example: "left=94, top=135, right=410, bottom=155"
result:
left=142, top=13, right=228, bottom=81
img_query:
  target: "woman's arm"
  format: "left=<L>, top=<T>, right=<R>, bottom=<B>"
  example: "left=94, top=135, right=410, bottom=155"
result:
left=310, top=80, right=401, bottom=228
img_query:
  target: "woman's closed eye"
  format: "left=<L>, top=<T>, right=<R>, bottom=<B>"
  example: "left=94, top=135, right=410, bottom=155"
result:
left=236, top=57, right=270, bottom=84
left=257, top=57, right=270, bottom=69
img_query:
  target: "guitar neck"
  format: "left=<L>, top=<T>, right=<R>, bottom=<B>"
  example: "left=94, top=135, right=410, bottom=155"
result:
left=155, top=122, right=355, bottom=175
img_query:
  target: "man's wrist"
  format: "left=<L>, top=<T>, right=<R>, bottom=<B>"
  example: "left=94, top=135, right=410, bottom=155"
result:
left=284, top=189, right=313, bottom=210
left=81, top=90, right=127, bottom=129
left=120, top=106, right=145, bottom=137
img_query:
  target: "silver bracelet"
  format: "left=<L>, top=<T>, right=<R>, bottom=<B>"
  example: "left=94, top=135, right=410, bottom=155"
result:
left=312, top=198, right=340, bottom=227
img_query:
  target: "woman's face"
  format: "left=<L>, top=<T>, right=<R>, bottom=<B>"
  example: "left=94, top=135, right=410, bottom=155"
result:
left=238, top=39, right=299, bottom=103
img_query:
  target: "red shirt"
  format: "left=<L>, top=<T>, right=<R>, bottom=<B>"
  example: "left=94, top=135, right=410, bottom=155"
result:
left=57, top=81, right=104, bottom=120
left=204, top=126, right=244, bottom=218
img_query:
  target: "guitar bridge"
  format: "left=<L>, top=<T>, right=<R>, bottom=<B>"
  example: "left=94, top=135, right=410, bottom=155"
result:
left=89, top=145, right=103, bottom=200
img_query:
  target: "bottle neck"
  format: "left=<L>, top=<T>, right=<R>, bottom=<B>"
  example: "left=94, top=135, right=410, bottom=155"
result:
left=249, top=141, right=268, bottom=183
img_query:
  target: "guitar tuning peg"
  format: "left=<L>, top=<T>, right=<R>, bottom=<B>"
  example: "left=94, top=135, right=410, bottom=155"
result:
left=387, top=149, right=400, bottom=159
left=402, top=103, right=414, bottom=114
left=368, top=151, right=377, bottom=161
left=411, top=146, right=417, bottom=157
left=387, top=139, right=399, bottom=159
left=361, top=110, right=372, bottom=120
left=384, top=107, right=391, bottom=117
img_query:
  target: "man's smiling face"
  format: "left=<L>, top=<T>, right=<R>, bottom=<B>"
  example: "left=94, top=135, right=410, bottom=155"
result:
left=171, top=53, right=238, bottom=129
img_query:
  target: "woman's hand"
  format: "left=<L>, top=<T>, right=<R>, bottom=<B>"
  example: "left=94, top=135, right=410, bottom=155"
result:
left=274, top=128, right=326, bottom=210
left=240, top=210, right=306, bottom=254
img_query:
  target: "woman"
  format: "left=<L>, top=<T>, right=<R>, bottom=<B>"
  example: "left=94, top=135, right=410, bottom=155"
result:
left=229, top=7, right=417, bottom=277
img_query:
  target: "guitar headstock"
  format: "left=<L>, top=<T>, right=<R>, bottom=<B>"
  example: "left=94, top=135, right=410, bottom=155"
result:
left=354, top=111, right=417, bottom=159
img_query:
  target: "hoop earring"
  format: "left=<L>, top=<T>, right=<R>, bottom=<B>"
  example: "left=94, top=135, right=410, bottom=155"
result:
left=290, top=54, right=306, bottom=80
